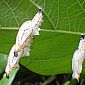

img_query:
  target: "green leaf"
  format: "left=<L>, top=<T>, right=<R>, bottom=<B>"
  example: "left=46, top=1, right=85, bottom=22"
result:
left=0, top=30, right=81, bottom=75
left=0, top=68, right=19, bottom=85
left=0, top=53, right=7, bottom=74
left=21, top=31, right=80, bottom=75
left=0, top=53, right=19, bottom=85
left=63, top=81, right=70, bottom=85
left=0, top=0, right=85, bottom=75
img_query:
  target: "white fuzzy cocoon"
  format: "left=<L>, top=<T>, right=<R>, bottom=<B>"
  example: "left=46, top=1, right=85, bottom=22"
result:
left=5, top=10, right=43, bottom=77
left=72, top=37, right=85, bottom=81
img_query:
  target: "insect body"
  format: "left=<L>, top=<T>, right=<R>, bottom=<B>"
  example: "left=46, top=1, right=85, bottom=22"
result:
left=72, top=35, right=85, bottom=81
left=5, top=9, right=43, bottom=78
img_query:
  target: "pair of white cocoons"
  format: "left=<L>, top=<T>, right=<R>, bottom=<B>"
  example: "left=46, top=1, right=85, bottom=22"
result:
left=4, top=8, right=84, bottom=81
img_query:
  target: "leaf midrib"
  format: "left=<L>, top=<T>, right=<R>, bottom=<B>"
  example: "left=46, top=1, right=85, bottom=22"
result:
left=0, top=27, right=85, bottom=35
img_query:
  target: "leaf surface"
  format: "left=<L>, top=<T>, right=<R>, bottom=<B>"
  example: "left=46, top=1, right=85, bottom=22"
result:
left=0, top=0, right=85, bottom=75
left=0, top=68, right=19, bottom=85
